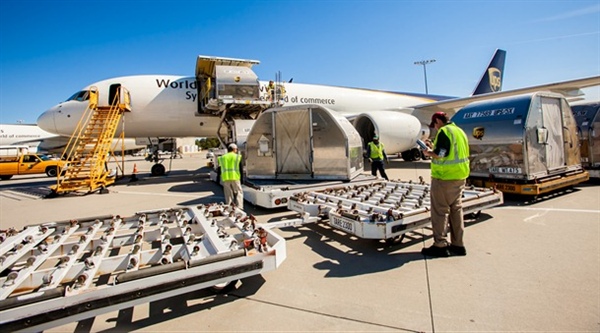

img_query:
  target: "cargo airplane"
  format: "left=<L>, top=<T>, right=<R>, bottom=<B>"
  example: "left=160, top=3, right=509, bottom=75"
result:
left=0, top=123, right=144, bottom=155
left=37, top=49, right=600, bottom=162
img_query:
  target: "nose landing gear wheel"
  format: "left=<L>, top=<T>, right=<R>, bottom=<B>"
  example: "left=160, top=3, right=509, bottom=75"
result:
left=151, top=163, right=166, bottom=176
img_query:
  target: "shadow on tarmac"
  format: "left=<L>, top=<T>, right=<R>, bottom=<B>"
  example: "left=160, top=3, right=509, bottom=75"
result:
left=265, top=211, right=493, bottom=278
left=77, top=275, right=267, bottom=333
left=500, top=187, right=583, bottom=206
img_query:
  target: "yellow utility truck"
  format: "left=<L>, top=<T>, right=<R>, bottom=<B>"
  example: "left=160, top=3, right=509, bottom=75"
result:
left=0, top=146, right=66, bottom=180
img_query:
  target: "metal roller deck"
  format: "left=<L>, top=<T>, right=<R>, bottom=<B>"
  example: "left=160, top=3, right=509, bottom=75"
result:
left=0, top=204, right=304, bottom=332
left=287, top=179, right=504, bottom=241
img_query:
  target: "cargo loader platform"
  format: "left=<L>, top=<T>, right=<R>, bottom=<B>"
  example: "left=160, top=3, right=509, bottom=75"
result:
left=286, top=179, right=504, bottom=241
left=0, top=204, right=312, bottom=333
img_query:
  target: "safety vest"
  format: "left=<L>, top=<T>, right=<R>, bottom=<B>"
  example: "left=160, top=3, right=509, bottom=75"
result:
left=219, top=152, right=241, bottom=181
left=431, top=123, right=470, bottom=180
left=368, top=142, right=385, bottom=160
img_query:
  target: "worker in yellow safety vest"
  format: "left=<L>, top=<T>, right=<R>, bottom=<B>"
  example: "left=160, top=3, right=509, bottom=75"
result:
left=218, top=143, right=244, bottom=209
left=422, top=112, right=470, bottom=258
left=365, top=135, right=389, bottom=181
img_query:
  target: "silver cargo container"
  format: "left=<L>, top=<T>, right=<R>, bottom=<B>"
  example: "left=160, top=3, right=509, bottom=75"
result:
left=571, top=101, right=600, bottom=173
left=245, top=105, right=363, bottom=180
left=452, top=91, right=582, bottom=181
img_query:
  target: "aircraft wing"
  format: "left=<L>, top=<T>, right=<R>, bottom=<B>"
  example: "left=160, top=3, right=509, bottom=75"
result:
left=411, top=75, right=600, bottom=123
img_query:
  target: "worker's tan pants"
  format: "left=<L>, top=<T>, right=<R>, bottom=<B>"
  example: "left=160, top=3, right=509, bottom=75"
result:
left=223, top=180, right=244, bottom=210
left=430, top=178, right=465, bottom=247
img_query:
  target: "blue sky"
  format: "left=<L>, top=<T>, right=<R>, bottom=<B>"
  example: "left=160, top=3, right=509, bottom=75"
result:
left=1, top=0, right=599, bottom=124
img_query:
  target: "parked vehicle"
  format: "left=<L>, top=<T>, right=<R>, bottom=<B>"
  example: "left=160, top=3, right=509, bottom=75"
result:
left=0, top=150, right=67, bottom=180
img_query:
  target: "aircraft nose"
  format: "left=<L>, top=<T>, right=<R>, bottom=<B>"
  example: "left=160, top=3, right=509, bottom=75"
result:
left=37, top=107, right=58, bottom=134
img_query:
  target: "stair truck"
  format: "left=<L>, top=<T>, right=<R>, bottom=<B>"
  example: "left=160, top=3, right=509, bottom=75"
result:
left=452, top=91, right=589, bottom=195
left=571, top=100, right=600, bottom=178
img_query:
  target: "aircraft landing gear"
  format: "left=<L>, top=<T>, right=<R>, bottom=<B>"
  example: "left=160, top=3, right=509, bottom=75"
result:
left=146, top=149, right=167, bottom=177
left=151, top=163, right=166, bottom=176
left=401, top=148, right=423, bottom=161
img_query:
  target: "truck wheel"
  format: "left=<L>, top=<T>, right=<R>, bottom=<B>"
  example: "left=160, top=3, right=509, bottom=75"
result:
left=151, top=164, right=165, bottom=176
left=46, top=167, right=58, bottom=177
left=401, top=151, right=412, bottom=161
left=1, top=175, right=13, bottom=180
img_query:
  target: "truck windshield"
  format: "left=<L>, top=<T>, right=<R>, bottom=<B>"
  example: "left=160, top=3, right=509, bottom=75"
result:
left=66, top=90, right=90, bottom=102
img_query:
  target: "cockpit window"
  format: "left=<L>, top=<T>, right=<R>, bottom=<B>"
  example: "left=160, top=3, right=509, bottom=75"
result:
left=66, top=90, right=90, bottom=102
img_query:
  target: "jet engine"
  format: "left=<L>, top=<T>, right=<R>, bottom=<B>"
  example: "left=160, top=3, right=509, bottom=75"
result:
left=353, top=111, right=422, bottom=154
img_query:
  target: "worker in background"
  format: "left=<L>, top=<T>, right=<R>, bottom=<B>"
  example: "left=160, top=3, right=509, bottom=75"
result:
left=365, top=135, right=389, bottom=181
left=267, top=80, right=276, bottom=102
left=218, top=143, right=244, bottom=209
left=421, top=112, right=470, bottom=257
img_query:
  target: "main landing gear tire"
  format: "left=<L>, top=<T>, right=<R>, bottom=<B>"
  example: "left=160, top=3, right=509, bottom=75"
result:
left=409, top=148, right=422, bottom=161
left=401, top=148, right=422, bottom=161
left=151, top=164, right=166, bottom=176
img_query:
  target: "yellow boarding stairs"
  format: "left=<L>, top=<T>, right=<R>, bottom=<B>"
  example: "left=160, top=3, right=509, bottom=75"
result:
left=52, top=86, right=131, bottom=194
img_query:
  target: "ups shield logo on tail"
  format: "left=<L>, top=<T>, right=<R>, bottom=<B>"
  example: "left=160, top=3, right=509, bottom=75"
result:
left=473, top=127, right=485, bottom=140
left=488, top=68, right=502, bottom=92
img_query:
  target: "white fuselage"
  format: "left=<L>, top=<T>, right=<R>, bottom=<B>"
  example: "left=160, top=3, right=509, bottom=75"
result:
left=37, top=75, right=442, bottom=153
left=0, top=124, right=57, bottom=150
left=1, top=123, right=143, bottom=154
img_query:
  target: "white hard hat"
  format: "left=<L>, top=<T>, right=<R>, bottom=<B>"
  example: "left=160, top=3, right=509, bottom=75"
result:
left=228, top=143, right=238, bottom=149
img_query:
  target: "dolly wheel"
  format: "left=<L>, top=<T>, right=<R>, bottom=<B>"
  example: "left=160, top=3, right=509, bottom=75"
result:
left=211, top=280, right=239, bottom=293
left=468, top=211, right=481, bottom=219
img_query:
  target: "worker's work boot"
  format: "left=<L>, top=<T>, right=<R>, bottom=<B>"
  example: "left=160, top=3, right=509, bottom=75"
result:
left=448, top=245, right=467, bottom=256
left=421, top=245, right=450, bottom=257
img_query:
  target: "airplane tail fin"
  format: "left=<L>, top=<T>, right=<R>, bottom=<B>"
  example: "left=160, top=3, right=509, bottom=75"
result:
left=471, top=49, right=506, bottom=95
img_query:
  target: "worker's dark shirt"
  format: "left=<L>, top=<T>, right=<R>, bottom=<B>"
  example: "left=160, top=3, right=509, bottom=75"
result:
left=433, top=125, right=451, bottom=158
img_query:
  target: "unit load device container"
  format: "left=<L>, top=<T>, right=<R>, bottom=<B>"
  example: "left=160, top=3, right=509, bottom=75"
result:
left=571, top=101, right=600, bottom=178
left=452, top=91, right=588, bottom=195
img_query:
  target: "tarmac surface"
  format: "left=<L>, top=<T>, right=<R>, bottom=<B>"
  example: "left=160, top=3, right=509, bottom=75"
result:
left=0, top=153, right=598, bottom=332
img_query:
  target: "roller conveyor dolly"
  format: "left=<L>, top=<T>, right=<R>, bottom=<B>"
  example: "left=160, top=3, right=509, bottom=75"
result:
left=0, top=204, right=316, bottom=333
left=287, top=179, right=504, bottom=241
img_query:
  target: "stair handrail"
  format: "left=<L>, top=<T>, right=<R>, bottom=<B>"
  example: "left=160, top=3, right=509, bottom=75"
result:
left=55, top=87, right=99, bottom=186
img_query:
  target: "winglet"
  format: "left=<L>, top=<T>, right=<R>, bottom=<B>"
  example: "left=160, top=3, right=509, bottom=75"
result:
left=471, top=49, right=506, bottom=96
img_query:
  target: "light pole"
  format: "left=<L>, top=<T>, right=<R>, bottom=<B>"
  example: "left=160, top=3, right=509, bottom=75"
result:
left=414, top=59, right=436, bottom=94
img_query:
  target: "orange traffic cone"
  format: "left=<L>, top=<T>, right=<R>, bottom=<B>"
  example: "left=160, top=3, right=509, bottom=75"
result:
left=130, top=163, right=139, bottom=182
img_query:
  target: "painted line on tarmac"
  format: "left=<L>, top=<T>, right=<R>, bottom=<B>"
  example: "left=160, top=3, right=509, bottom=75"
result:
left=114, top=190, right=201, bottom=198
left=495, top=206, right=600, bottom=214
